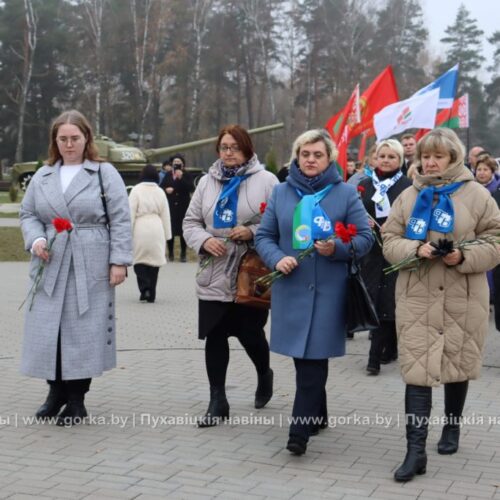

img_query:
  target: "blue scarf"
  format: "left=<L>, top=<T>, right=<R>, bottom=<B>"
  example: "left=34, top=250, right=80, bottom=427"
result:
left=213, top=174, right=250, bottom=228
left=287, top=160, right=341, bottom=250
left=292, top=185, right=333, bottom=249
left=405, top=182, right=463, bottom=240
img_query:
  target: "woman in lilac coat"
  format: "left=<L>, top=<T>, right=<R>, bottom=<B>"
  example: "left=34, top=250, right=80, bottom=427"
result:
left=255, top=129, right=373, bottom=455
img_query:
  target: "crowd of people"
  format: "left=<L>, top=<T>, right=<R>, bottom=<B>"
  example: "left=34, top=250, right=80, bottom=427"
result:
left=18, top=109, right=500, bottom=483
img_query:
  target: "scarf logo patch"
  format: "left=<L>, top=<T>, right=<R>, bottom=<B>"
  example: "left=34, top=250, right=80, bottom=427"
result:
left=295, top=224, right=311, bottom=243
left=313, top=216, right=332, bottom=232
left=220, top=208, right=234, bottom=223
left=433, top=209, right=452, bottom=228
left=408, top=217, right=427, bottom=235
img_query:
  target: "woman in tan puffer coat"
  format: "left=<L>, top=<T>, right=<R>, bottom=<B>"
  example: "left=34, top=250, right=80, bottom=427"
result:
left=383, top=128, right=500, bottom=482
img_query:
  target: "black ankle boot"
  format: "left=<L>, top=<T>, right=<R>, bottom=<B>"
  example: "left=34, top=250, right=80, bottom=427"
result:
left=394, top=384, right=431, bottom=482
left=36, top=384, right=67, bottom=418
left=56, top=395, right=88, bottom=426
left=198, top=386, right=229, bottom=427
left=255, top=369, right=273, bottom=409
left=437, top=381, right=468, bottom=455
left=287, top=435, right=307, bottom=455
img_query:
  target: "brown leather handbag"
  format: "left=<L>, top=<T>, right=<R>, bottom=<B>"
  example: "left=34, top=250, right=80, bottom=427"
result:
left=235, top=249, right=271, bottom=309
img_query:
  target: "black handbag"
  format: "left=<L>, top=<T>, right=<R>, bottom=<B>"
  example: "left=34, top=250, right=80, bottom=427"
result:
left=346, top=241, right=379, bottom=334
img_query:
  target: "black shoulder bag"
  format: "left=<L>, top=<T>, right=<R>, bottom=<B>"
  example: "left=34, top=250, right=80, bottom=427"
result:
left=97, top=165, right=110, bottom=229
left=346, top=240, right=380, bottom=334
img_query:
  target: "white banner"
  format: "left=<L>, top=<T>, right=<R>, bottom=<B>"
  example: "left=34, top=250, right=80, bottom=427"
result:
left=374, top=89, right=440, bottom=141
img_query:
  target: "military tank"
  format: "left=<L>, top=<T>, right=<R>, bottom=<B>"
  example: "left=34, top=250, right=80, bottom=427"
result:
left=11, top=123, right=284, bottom=191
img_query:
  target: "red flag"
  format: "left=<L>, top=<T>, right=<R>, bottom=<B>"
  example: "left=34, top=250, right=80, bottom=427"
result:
left=349, top=66, right=399, bottom=139
left=325, top=85, right=360, bottom=143
left=325, top=110, right=344, bottom=143
left=334, top=85, right=361, bottom=176
left=357, top=128, right=374, bottom=161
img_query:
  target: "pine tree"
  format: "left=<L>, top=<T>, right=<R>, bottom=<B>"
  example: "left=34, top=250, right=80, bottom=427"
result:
left=439, top=4, right=484, bottom=92
left=440, top=4, right=489, bottom=148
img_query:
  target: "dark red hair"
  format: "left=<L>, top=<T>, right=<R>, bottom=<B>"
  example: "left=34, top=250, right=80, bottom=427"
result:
left=216, top=124, right=254, bottom=162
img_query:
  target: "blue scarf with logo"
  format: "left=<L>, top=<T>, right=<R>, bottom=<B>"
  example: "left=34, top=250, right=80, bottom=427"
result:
left=405, top=182, right=463, bottom=240
left=292, top=185, right=333, bottom=249
left=213, top=174, right=250, bottom=228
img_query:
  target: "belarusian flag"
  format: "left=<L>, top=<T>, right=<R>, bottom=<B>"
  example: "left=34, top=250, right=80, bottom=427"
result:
left=415, top=94, right=469, bottom=140
left=436, top=93, right=469, bottom=128
left=325, top=84, right=360, bottom=144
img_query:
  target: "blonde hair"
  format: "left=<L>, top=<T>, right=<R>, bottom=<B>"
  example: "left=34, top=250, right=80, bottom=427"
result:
left=290, top=129, right=338, bottom=163
left=416, top=128, right=465, bottom=166
left=376, top=139, right=404, bottom=165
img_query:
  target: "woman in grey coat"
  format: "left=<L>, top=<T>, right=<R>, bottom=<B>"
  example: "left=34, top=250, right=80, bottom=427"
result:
left=19, top=110, right=132, bottom=426
left=183, top=124, right=278, bottom=427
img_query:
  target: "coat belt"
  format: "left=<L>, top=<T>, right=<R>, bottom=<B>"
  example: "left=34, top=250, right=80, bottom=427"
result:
left=42, top=225, right=107, bottom=316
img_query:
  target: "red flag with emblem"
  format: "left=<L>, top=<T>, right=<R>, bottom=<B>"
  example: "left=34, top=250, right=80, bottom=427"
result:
left=349, top=66, right=399, bottom=139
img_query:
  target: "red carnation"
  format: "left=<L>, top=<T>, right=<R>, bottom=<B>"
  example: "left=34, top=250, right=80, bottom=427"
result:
left=357, top=185, right=365, bottom=195
left=347, top=224, right=357, bottom=238
left=53, top=218, right=73, bottom=233
left=334, top=221, right=356, bottom=244
left=259, top=202, right=267, bottom=214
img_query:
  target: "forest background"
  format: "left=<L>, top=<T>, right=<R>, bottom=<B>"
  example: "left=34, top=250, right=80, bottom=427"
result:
left=0, top=0, right=499, bottom=171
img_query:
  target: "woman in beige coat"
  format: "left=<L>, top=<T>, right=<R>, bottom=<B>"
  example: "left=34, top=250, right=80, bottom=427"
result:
left=129, top=164, right=172, bottom=303
left=383, top=128, right=500, bottom=482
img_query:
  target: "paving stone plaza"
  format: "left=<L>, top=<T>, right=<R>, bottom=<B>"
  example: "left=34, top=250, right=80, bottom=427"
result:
left=1, top=260, right=500, bottom=499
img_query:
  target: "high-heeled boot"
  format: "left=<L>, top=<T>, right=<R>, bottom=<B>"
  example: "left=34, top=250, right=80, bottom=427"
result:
left=255, top=369, right=273, bottom=409
left=35, top=383, right=67, bottom=418
left=198, top=386, right=230, bottom=427
left=438, top=380, right=468, bottom=455
left=394, top=384, right=432, bottom=482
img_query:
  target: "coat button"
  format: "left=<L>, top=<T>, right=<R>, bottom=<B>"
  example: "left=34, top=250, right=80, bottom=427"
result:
left=107, top=340, right=112, bottom=345
left=309, top=284, right=315, bottom=290
left=438, top=330, right=443, bottom=335
left=108, top=327, right=112, bottom=332
left=109, top=302, right=113, bottom=307
left=109, top=315, right=113, bottom=320
left=439, top=286, right=444, bottom=291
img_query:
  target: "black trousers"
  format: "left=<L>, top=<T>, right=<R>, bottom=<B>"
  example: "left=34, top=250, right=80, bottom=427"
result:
left=167, top=236, right=187, bottom=258
left=200, top=300, right=270, bottom=388
left=368, top=320, right=397, bottom=367
left=134, top=264, right=159, bottom=302
left=48, top=331, right=91, bottom=396
left=289, top=358, right=329, bottom=441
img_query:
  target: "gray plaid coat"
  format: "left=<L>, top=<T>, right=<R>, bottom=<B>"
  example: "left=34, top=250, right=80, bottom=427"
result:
left=19, top=160, right=132, bottom=380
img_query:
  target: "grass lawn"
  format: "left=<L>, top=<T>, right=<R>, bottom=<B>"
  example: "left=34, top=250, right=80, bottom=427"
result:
left=0, top=191, right=23, bottom=204
left=0, top=228, right=29, bottom=261
left=0, top=227, right=199, bottom=264
left=0, top=212, right=19, bottom=218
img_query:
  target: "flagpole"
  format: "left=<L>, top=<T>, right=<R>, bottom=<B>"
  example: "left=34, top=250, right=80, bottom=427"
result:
left=466, top=127, right=470, bottom=156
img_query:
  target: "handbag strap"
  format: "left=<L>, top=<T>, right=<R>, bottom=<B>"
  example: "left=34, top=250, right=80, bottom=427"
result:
left=97, top=164, right=110, bottom=229
left=349, top=240, right=359, bottom=274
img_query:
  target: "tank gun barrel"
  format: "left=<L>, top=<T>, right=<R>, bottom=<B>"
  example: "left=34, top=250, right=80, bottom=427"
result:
left=144, top=122, right=284, bottom=160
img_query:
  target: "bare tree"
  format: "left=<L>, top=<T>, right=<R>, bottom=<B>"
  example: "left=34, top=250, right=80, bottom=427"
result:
left=241, top=0, right=277, bottom=123
left=83, top=0, right=105, bottom=134
left=130, top=0, right=166, bottom=144
left=14, top=0, right=37, bottom=163
left=187, top=0, right=212, bottom=137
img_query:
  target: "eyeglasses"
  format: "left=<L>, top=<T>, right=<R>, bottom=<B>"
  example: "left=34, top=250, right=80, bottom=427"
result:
left=219, top=145, right=241, bottom=153
left=56, top=136, right=84, bottom=145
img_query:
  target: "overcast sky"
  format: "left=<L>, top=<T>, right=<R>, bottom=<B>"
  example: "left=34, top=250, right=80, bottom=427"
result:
left=421, top=0, right=497, bottom=71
